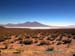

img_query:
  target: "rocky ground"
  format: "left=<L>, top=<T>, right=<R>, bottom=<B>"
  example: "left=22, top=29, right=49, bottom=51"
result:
left=0, top=27, right=75, bottom=56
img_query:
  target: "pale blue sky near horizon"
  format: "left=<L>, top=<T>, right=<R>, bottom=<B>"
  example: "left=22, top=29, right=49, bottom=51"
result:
left=0, top=0, right=75, bottom=26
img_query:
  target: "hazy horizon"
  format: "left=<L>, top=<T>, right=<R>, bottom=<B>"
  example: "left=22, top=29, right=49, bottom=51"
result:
left=0, top=0, right=75, bottom=26
left=0, top=21, right=74, bottom=27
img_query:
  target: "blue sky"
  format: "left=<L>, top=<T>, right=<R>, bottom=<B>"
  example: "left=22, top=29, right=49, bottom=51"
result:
left=0, top=0, right=75, bottom=26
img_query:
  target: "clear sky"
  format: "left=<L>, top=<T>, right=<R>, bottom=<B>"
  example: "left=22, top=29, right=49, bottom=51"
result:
left=0, top=0, right=75, bottom=26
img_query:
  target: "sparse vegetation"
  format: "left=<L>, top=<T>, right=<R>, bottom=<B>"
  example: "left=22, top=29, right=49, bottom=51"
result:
left=23, top=39, right=33, bottom=45
left=13, top=49, right=22, bottom=54
left=46, top=47, right=54, bottom=51
left=0, top=27, right=75, bottom=56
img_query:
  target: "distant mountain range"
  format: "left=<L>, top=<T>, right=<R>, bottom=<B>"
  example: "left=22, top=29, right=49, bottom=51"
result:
left=3, top=21, right=50, bottom=28
left=0, top=22, right=75, bottom=29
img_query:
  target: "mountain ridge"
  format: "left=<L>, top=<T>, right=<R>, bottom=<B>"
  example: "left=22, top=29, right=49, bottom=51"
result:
left=4, top=21, right=50, bottom=27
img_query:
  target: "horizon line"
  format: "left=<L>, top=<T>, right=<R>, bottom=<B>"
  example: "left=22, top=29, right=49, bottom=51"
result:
left=0, top=21, right=75, bottom=26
